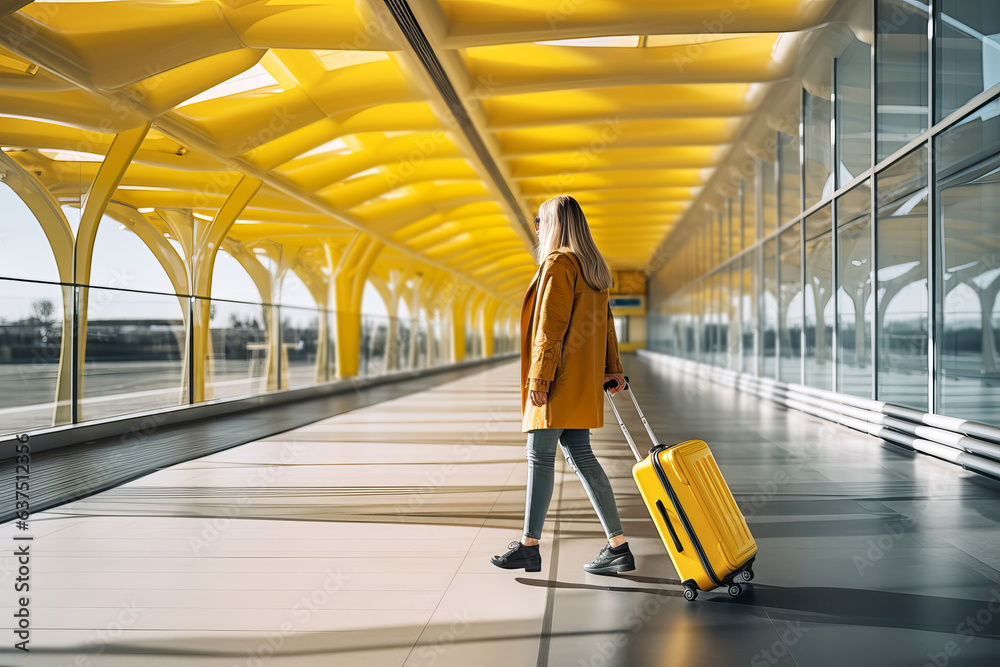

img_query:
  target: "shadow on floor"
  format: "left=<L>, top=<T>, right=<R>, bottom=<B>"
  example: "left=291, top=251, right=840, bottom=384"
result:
left=516, top=576, right=1000, bottom=638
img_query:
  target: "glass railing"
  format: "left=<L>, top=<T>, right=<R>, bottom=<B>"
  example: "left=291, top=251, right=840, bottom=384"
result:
left=0, top=280, right=494, bottom=437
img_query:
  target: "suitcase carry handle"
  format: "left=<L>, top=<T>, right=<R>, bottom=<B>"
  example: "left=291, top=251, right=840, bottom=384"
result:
left=603, top=376, right=660, bottom=462
left=654, top=499, right=684, bottom=553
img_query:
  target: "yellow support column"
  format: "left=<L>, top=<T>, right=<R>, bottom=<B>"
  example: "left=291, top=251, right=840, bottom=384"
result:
left=0, top=152, right=75, bottom=425
left=482, top=297, right=500, bottom=358
left=333, top=234, right=383, bottom=378
left=73, top=122, right=151, bottom=415
left=450, top=288, right=472, bottom=363
left=189, top=175, right=262, bottom=401
left=467, top=291, right=487, bottom=358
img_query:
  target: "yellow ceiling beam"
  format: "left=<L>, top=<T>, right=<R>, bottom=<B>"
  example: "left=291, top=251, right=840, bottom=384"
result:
left=507, top=146, right=726, bottom=178
left=484, top=84, right=756, bottom=129
left=463, top=35, right=787, bottom=96
left=529, top=187, right=700, bottom=207
left=14, top=0, right=399, bottom=89
left=495, top=118, right=742, bottom=156
left=437, top=0, right=837, bottom=48
left=517, top=169, right=704, bottom=194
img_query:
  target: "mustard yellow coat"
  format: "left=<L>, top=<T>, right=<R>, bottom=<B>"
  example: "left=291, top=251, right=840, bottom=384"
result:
left=520, top=250, right=623, bottom=432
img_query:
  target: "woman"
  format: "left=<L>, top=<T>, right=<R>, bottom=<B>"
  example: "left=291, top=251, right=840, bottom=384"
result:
left=491, top=194, right=633, bottom=576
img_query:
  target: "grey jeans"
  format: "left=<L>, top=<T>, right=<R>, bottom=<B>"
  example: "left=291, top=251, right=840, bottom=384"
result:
left=523, top=428, right=624, bottom=540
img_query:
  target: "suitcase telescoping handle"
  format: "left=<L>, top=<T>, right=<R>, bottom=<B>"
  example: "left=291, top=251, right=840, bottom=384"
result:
left=603, top=376, right=659, bottom=463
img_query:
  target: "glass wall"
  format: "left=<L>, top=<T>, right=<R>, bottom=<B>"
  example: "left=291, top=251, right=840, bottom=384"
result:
left=836, top=180, right=873, bottom=397
left=876, top=147, right=929, bottom=409
left=804, top=206, right=834, bottom=389
left=647, top=0, right=1000, bottom=426
left=762, top=156, right=779, bottom=237
left=779, top=128, right=802, bottom=223
left=935, top=98, right=1000, bottom=422
left=837, top=32, right=873, bottom=184
left=206, top=299, right=271, bottom=400
left=876, top=0, right=929, bottom=160
left=805, top=74, right=834, bottom=207
left=935, top=2, right=1000, bottom=121
left=743, top=167, right=758, bottom=249
left=82, top=287, right=187, bottom=422
left=728, top=262, right=741, bottom=367
left=762, top=238, right=778, bottom=378
left=779, top=223, right=803, bottom=384
left=0, top=279, right=70, bottom=432
left=741, top=251, right=758, bottom=375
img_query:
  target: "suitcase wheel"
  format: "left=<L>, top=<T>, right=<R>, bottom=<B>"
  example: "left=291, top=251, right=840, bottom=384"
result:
left=727, top=584, right=745, bottom=598
left=683, top=586, right=698, bottom=602
left=739, top=568, right=754, bottom=582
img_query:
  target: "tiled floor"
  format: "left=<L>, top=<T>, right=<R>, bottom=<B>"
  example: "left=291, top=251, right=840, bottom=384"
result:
left=3, top=357, right=1000, bottom=666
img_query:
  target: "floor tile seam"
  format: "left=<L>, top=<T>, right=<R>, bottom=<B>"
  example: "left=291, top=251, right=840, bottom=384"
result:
left=535, top=459, right=569, bottom=667
left=759, top=606, right=806, bottom=663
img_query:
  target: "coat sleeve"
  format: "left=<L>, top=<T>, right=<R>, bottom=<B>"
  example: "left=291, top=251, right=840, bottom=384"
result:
left=527, top=257, right=575, bottom=392
left=605, top=302, right=623, bottom=374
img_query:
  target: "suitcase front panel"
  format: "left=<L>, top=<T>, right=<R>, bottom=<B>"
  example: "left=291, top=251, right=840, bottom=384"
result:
left=631, top=458, right=717, bottom=592
left=666, top=441, right=757, bottom=571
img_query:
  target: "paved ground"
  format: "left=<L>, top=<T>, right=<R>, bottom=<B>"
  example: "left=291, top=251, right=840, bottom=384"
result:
left=2, top=356, right=1000, bottom=666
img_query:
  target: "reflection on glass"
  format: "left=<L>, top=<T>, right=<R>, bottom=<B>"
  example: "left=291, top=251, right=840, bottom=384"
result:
left=327, top=309, right=337, bottom=379
left=81, top=287, right=187, bottom=421
left=836, top=181, right=873, bottom=397
left=805, top=81, right=834, bottom=207
left=779, top=129, right=802, bottom=224
left=0, top=280, right=70, bottom=435
left=762, top=158, right=778, bottom=237
left=704, top=276, right=712, bottom=365
left=741, top=252, right=758, bottom=375
left=728, top=262, right=741, bottom=369
left=936, top=1, right=1000, bottom=121
left=706, top=210, right=720, bottom=271
left=686, top=288, right=698, bottom=357
left=701, top=276, right=713, bottom=365
left=415, top=318, right=429, bottom=368
left=876, top=0, right=929, bottom=160
left=727, top=199, right=737, bottom=257
left=836, top=31, right=872, bottom=183
left=876, top=146, right=929, bottom=409
left=280, top=306, right=321, bottom=388
left=360, top=314, right=389, bottom=376
left=936, top=98, right=1000, bottom=425
left=762, top=238, right=779, bottom=378
left=717, top=270, right=726, bottom=366
left=203, top=299, right=271, bottom=400
left=804, top=206, right=833, bottom=389
left=779, top=223, right=802, bottom=384
left=743, top=173, right=758, bottom=249
left=717, top=272, right=728, bottom=367
left=699, top=280, right=710, bottom=365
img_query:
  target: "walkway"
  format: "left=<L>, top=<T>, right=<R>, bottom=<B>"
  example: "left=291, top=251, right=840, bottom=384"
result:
left=3, top=356, right=1000, bottom=666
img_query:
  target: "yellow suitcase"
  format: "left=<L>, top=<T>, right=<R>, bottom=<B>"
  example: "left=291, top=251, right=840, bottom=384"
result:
left=605, top=378, right=757, bottom=601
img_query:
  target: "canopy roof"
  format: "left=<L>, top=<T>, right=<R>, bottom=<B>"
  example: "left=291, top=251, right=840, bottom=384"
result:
left=0, top=0, right=838, bottom=304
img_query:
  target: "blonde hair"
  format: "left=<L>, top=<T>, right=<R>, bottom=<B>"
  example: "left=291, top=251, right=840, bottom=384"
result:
left=535, top=195, right=614, bottom=291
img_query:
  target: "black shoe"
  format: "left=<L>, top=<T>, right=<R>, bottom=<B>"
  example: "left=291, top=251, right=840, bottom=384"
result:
left=583, top=542, right=636, bottom=575
left=491, top=541, right=542, bottom=572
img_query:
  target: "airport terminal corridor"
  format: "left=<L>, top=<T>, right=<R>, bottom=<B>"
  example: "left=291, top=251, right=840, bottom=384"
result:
left=5, top=0, right=1000, bottom=664
left=3, top=355, right=1000, bottom=667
